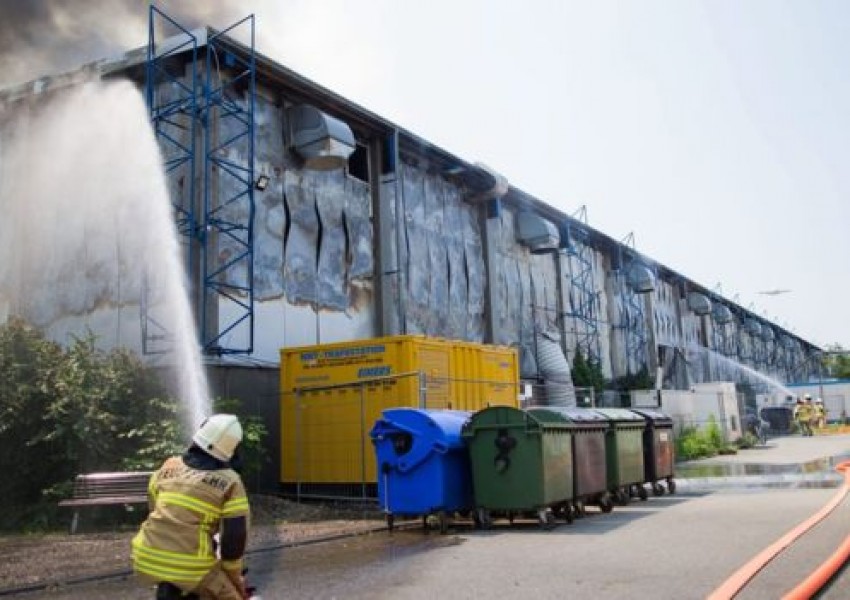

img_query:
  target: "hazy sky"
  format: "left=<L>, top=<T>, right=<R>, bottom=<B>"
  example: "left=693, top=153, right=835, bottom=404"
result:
left=254, top=0, right=847, bottom=348
left=3, top=1, right=848, bottom=348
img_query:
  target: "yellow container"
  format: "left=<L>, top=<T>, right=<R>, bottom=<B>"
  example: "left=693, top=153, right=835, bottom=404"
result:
left=280, top=335, right=519, bottom=486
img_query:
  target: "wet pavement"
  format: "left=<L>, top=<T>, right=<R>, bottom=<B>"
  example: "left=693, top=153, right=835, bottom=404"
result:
left=24, top=433, right=850, bottom=599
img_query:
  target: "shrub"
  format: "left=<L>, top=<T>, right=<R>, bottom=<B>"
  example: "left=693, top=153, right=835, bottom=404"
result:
left=675, top=415, right=735, bottom=461
left=0, top=318, right=181, bottom=530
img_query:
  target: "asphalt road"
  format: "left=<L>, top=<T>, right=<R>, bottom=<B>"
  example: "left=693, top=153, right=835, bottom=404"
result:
left=30, top=433, right=850, bottom=600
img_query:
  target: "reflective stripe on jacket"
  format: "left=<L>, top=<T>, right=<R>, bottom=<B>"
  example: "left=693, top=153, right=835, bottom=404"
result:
left=131, top=456, right=250, bottom=589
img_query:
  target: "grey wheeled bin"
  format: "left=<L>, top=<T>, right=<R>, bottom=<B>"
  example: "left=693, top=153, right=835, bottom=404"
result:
left=528, top=406, right=612, bottom=515
left=592, top=408, right=647, bottom=505
left=370, top=408, right=473, bottom=533
left=630, top=408, right=676, bottom=495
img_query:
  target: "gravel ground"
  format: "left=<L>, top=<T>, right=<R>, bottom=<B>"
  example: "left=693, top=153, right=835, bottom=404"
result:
left=0, top=495, right=385, bottom=594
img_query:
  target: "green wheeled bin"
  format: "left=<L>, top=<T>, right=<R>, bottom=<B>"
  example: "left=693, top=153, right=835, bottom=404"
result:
left=528, top=407, right=612, bottom=516
left=592, top=408, right=647, bottom=505
left=630, top=408, right=676, bottom=496
left=462, top=406, right=574, bottom=529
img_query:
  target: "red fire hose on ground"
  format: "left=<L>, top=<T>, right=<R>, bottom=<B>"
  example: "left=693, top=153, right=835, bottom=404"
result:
left=708, top=460, right=850, bottom=600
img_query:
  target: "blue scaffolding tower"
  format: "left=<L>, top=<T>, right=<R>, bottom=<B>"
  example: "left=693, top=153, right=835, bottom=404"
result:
left=616, top=234, right=650, bottom=375
left=560, top=207, right=601, bottom=368
left=201, top=17, right=256, bottom=355
left=145, top=6, right=256, bottom=355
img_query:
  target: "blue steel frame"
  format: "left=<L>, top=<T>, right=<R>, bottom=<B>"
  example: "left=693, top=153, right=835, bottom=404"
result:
left=146, top=6, right=200, bottom=245
left=144, top=6, right=200, bottom=355
left=146, top=6, right=256, bottom=356
left=617, top=235, right=650, bottom=375
left=561, top=208, right=601, bottom=368
left=201, top=16, right=256, bottom=355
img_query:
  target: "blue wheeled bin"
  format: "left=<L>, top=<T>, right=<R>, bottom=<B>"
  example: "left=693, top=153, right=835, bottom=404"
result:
left=370, top=408, right=472, bottom=533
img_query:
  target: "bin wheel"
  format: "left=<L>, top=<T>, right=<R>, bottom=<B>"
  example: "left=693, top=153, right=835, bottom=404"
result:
left=437, top=511, right=449, bottom=535
left=667, top=478, right=677, bottom=494
left=386, top=514, right=395, bottom=531
left=507, top=511, right=515, bottom=524
left=637, top=485, right=648, bottom=501
left=573, top=501, right=586, bottom=518
left=475, top=508, right=492, bottom=530
left=599, top=496, right=614, bottom=513
left=555, top=503, right=573, bottom=523
left=538, top=509, right=557, bottom=530
left=615, top=488, right=630, bottom=506
left=652, top=482, right=665, bottom=497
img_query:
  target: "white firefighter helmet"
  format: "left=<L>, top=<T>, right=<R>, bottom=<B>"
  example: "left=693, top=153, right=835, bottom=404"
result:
left=192, top=414, right=243, bottom=462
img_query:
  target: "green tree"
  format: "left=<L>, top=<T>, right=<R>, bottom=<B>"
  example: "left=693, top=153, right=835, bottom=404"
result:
left=0, top=318, right=183, bottom=530
left=571, top=349, right=606, bottom=394
left=823, top=346, right=850, bottom=379
left=0, top=318, right=66, bottom=523
left=213, top=397, right=269, bottom=484
left=611, top=366, right=653, bottom=391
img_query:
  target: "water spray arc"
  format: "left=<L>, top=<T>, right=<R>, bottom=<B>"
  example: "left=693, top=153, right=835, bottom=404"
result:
left=0, top=79, right=211, bottom=430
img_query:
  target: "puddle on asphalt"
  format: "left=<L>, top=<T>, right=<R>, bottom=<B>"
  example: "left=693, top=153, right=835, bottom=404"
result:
left=675, top=453, right=850, bottom=489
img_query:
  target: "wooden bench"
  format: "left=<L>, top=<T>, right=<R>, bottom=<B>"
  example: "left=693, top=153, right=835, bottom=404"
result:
left=58, top=471, right=152, bottom=534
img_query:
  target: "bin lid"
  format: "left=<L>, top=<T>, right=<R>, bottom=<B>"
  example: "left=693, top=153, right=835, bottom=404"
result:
left=591, top=408, right=646, bottom=423
left=528, top=406, right=608, bottom=425
left=370, top=408, right=471, bottom=450
left=629, top=408, right=673, bottom=424
left=463, top=405, right=571, bottom=434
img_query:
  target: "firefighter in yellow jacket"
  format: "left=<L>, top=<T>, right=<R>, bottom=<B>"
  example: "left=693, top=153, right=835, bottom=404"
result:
left=132, top=414, right=251, bottom=599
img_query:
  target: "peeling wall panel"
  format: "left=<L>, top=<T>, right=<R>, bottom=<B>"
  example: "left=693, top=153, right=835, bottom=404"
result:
left=315, top=172, right=348, bottom=310
left=253, top=95, right=286, bottom=301
left=345, top=177, right=373, bottom=281
left=446, top=237, right=466, bottom=337
left=283, top=172, right=318, bottom=305
left=402, top=168, right=428, bottom=334
left=427, top=235, right=449, bottom=335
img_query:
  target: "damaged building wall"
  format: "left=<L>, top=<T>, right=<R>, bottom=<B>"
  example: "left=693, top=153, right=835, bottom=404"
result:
left=654, top=279, right=688, bottom=389
left=398, top=164, right=485, bottom=341
left=605, top=268, right=652, bottom=379
left=488, top=206, right=576, bottom=404
left=246, top=91, right=375, bottom=358
left=0, top=42, right=824, bottom=391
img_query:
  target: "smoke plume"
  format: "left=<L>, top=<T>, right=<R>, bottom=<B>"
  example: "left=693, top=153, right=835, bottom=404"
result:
left=0, top=0, right=249, bottom=88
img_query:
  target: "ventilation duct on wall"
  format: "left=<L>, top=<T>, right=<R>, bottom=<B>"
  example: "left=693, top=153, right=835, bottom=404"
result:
left=535, top=332, right=577, bottom=407
left=687, top=292, right=712, bottom=316
left=712, top=304, right=732, bottom=324
left=517, top=212, right=560, bottom=253
left=287, top=104, right=355, bottom=170
left=466, top=162, right=510, bottom=203
left=626, top=263, right=655, bottom=293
